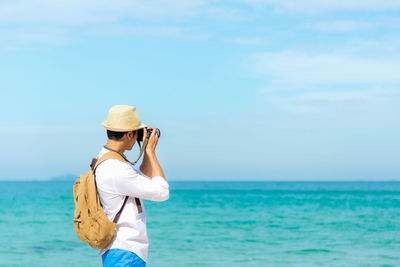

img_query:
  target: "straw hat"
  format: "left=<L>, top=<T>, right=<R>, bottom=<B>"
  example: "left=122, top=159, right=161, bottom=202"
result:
left=102, top=105, right=146, bottom=132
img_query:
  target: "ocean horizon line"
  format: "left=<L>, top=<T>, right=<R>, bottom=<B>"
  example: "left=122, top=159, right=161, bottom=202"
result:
left=1, top=178, right=399, bottom=182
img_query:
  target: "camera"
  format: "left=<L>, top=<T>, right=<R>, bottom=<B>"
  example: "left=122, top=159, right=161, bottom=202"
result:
left=137, top=127, right=161, bottom=142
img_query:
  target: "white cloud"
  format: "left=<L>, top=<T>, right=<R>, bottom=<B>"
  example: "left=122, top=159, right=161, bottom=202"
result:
left=0, top=0, right=217, bottom=49
left=0, top=26, right=76, bottom=50
left=2, top=0, right=396, bottom=29
left=205, top=5, right=249, bottom=20
left=0, top=0, right=399, bottom=27
left=87, top=25, right=209, bottom=40
left=0, top=0, right=249, bottom=25
left=308, top=17, right=400, bottom=32
left=1, top=0, right=399, bottom=50
left=236, top=0, right=400, bottom=13
left=0, top=125, right=98, bottom=134
left=250, top=51, right=400, bottom=88
left=260, top=86, right=400, bottom=133
left=294, top=88, right=398, bottom=102
left=268, top=87, right=399, bottom=107
left=311, top=20, right=375, bottom=32
left=250, top=47, right=400, bottom=127
left=0, top=0, right=208, bottom=24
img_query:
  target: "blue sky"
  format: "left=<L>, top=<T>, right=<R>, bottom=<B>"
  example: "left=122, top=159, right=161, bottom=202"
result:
left=0, top=0, right=399, bottom=181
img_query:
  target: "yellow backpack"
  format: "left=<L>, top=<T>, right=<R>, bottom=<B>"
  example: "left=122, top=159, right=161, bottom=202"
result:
left=73, top=152, right=128, bottom=249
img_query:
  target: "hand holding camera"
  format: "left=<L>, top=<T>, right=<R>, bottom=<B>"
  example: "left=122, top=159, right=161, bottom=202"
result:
left=142, top=127, right=160, bottom=154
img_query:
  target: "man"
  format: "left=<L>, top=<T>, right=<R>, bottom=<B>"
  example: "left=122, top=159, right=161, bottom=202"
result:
left=95, top=105, right=169, bottom=266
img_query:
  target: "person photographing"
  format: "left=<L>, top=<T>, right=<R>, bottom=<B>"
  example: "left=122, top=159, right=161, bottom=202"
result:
left=96, top=105, right=169, bottom=266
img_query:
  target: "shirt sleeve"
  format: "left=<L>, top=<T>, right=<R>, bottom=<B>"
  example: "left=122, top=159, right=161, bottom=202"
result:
left=111, top=160, right=169, bottom=201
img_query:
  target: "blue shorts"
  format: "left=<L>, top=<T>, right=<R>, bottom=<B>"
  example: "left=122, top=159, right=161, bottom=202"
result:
left=102, top=249, right=146, bottom=267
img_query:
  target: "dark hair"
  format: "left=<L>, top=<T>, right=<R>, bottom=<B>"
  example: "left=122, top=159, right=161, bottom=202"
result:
left=106, top=130, right=142, bottom=148
left=107, top=130, right=128, bottom=140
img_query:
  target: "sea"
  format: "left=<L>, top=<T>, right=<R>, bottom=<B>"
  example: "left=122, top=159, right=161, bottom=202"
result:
left=1, top=181, right=399, bottom=267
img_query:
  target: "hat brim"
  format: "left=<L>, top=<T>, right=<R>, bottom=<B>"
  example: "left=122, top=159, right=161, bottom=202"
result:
left=102, top=121, right=147, bottom=132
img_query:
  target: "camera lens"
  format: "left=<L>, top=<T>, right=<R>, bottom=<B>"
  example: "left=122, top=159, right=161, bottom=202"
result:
left=136, top=127, right=161, bottom=141
left=137, top=128, right=144, bottom=141
left=146, top=128, right=153, bottom=139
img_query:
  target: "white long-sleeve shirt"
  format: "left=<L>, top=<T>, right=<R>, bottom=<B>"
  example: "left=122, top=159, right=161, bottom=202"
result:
left=95, top=147, right=169, bottom=262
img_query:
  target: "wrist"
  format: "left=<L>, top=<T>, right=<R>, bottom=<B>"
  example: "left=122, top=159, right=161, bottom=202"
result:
left=144, top=149, right=156, bottom=158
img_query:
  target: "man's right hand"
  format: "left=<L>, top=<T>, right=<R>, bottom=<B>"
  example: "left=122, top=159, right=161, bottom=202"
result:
left=140, top=127, right=165, bottom=179
left=143, top=127, right=159, bottom=154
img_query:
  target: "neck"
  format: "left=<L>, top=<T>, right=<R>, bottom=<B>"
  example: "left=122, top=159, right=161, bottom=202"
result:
left=105, top=140, right=125, bottom=154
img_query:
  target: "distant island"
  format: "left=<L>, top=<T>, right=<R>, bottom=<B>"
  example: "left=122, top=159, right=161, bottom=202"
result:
left=51, top=174, right=77, bottom=181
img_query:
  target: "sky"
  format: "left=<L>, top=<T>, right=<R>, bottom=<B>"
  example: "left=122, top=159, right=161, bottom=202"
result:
left=0, top=0, right=399, bottom=181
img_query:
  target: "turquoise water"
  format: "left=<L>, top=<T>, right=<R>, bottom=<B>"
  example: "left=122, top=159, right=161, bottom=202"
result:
left=1, top=181, right=400, bottom=266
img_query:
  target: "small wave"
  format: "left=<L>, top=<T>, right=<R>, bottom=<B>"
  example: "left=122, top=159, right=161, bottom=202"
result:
left=31, top=241, right=81, bottom=254
left=285, top=248, right=332, bottom=255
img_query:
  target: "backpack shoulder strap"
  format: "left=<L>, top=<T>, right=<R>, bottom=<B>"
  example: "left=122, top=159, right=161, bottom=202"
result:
left=92, top=151, right=127, bottom=172
left=91, top=151, right=143, bottom=215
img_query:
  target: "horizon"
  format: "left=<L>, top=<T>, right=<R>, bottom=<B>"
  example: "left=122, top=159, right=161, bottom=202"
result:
left=1, top=1, right=399, bottom=181
left=1, top=176, right=400, bottom=182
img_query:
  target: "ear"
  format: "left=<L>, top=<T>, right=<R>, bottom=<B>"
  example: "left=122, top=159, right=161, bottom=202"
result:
left=123, top=132, right=131, bottom=140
